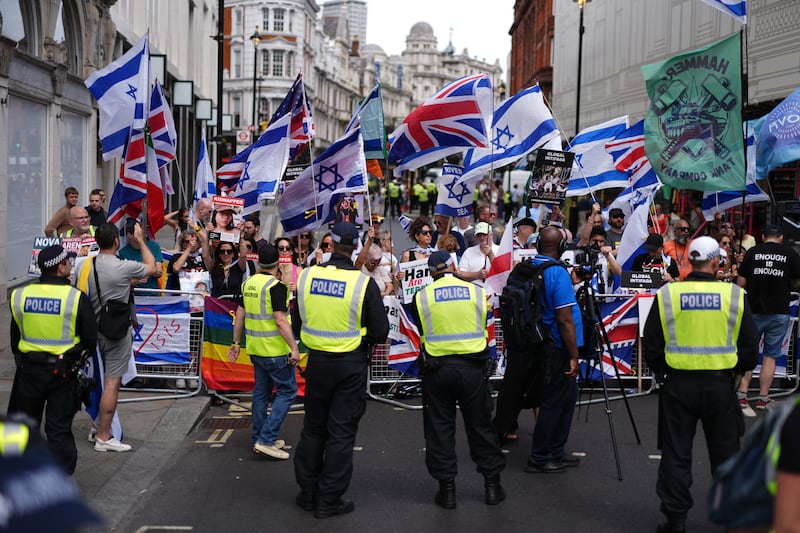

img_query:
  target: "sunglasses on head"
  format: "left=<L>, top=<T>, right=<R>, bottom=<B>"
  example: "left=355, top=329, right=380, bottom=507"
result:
left=278, top=245, right=292, bottom=251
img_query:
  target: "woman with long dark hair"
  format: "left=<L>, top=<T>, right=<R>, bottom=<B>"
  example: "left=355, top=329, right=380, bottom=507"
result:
left=203, top=238, right=248, bottom=300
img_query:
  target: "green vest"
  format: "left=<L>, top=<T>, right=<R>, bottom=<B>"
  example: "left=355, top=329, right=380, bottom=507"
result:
left=11, top=283, right=81, bottom=355
left=298, top=265, right=369, bottom=352
left=656, top=281, right=742, bottom=371
left=416, top=276, right=487, bottom=356
left=388, top=182, right=400, bottom=198
left=242, top=273, right=290, bottom=357
left=0, top=421, right=30, bottom=456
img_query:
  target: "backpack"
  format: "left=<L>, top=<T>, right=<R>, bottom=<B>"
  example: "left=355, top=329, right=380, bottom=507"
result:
left=708, top=395, right=800, bottom=529
left=498, top=259, right=561, bottom=353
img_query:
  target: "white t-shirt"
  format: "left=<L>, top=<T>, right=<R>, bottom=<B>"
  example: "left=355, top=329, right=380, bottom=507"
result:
left=459, top=243, right=499, bottom=287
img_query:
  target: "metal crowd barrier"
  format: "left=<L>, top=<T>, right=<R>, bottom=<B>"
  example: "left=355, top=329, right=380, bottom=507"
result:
left=746, top=292, right=800, bottom=400
left=119, top=288, right=204, bottom=403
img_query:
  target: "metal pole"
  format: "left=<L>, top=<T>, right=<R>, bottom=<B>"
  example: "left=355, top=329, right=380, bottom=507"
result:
left=213, top=0, right=224, bottom=169
left=251, top=47, right=258, bottom=144
left=576, top=2, right=585, bottom=136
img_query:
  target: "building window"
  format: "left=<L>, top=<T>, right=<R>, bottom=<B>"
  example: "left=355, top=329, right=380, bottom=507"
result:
left=273, top=9, right=285, bottom=32
left=232, top=96, right=241, bottom=128
left=289, top=10, right=294, bottom=32
left=261, top=52, right=269, bottom=77
left=233, top=49, right=242, bottom=78
left=234, top=9, right=242, bottom=34
left=261, top=8, right=268, bottom=31
left=272, top=50, right=284, bottom=77
left=7, top=95, right=48, bottom=282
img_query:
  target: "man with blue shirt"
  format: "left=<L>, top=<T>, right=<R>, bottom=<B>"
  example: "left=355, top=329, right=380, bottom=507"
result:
left=524, top=226, right=583, bottom=474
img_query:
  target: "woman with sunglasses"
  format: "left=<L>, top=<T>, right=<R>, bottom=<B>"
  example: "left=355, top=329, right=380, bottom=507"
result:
left=311, top=232, right=334, bottom=266
left=203, top=237, right=248, bottom=300
left=166, top=228, right=209, bottom=290
left=716, top=235, right=739, bottom=282
left=400, top=216, right=434, bottom=263
left=275, top=237, right=302, bottom=302
left=290, top=232, right=315, bottom=267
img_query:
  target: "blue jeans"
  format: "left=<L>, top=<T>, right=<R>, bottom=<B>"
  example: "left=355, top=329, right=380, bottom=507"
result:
left=251, top=355, right=297, bottom=446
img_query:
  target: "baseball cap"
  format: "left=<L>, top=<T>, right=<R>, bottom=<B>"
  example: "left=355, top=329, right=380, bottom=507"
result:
left=609, top=208, right=625, bottom=218
left=763, top=224, right=783, bottom=237
left=428, top=250, right=454, bottom=274
left=475, top=222, right=491, bottom=235
left=37, top=244, right=75, bottom=271
left=257, top=243, right=279, bottom=268
left=645, top=234, right=664, bottom=251
left=513, top=206, right=537, bottom=228
left=688, top=236, right=721, bottom=262
left=331, top=221, right=359, bottom=245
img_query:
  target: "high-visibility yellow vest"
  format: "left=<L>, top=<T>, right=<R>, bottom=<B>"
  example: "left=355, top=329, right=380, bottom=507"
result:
left=416, top=276, right=487, bottom=356
left=388, top=182, right=400, bottom=198
left=417, top=185, right=429, bottom=203
left=10, top=283, right=81, bottom=355
left=242, top=273, right=290, bottom=357
left=60, top=226, right=96, bottom=238
left=298, top=265, right=368, bottom=352
left=427, top=182, right=437, bottom=195
left=413, top=183, right=425, bottom=200
left=0, top=421, right=30, bottom=456
left=657, top=281, right=742, bottom=370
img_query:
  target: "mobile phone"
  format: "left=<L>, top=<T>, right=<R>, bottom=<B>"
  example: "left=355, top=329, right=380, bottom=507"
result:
left=126, top=218, right=137, bottom=234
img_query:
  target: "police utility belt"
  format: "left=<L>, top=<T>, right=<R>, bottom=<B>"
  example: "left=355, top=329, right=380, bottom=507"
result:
left=666, top=368, right=735, bottom=380
left=24, top=352, right=61, bottom=365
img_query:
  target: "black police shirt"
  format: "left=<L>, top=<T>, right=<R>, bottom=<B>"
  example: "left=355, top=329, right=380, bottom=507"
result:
left=738, top=241, right=800, bottom=314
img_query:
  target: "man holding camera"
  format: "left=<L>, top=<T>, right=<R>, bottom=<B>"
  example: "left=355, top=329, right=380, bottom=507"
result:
left=8, top=244, right=97, bottom=474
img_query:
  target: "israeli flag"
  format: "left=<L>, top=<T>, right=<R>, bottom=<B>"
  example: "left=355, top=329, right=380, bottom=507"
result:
left=434, top=164, right=475, bottom=218
left=566, top=116, right=630, bottom=196
left=194, top=132, right=216, bottom=206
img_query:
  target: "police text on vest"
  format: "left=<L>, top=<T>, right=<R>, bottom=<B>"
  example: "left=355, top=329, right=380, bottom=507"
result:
left=310, top=278, right=346, bottom=298
left=434, top=286, right=470, bottom=302
left=679, top=293, right=721, bottom=310
left=24, top=297, right=62, bottom=315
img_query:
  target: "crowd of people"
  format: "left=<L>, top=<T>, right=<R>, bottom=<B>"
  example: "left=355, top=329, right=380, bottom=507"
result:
left=6, top=184, right=800, bottom=530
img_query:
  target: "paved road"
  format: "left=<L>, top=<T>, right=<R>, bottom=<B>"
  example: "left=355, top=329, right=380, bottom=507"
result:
left=116, top=392, right=727, bottom=533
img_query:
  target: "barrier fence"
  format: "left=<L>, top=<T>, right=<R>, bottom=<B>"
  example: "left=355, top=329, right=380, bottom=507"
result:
left=117, top=291, right=799, bottom=410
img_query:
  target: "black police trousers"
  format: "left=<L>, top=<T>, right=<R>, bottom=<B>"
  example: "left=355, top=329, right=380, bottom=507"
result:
left=294, top=351, right=368, bottom=501
left=422, top=356, right=505, bottom=481
left=657, top=372, right=742, bottom=519
left=7, top=359, right=80, bottom=474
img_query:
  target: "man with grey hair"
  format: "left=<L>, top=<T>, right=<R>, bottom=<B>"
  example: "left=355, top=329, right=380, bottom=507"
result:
left=360, top=243, right=393, bottom=297
left=61, top=206, right=95, bottom=238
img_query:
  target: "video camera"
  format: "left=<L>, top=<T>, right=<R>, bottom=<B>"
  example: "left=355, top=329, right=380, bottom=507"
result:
left=573, top=244, right=601, bottom=282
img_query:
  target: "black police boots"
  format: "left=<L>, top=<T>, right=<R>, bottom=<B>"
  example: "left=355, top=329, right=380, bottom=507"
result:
left=484, top=474, right=506, bottom=505
left=434, top=479, right=456, bottom=509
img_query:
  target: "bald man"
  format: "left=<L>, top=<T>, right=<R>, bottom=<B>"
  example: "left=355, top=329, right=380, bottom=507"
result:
left=60, top=206, right=95, bottom=238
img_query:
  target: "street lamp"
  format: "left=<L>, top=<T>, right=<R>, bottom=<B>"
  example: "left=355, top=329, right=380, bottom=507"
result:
left=574, top=0, right=590, bottom=136
left=249, top=25, right=261, bottom=143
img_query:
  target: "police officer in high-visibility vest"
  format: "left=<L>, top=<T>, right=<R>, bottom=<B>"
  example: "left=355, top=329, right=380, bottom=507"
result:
left=8, top=245, right=97, bottom=474
left=294, top=222, right=389, bottom=519
left=411, top=250, right=505, bottom=510
left=228, top=243, right=300, bottom=460
left=643, top=236, right=758, bottom=533
left=387, top=178, right=401, bottom=218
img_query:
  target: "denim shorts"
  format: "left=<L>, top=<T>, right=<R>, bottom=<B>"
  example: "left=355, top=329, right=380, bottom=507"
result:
left=753, top=314, right=790, bottom=358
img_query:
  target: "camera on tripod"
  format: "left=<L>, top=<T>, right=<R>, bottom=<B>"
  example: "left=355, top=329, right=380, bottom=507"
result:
left=573, top=244, right=601, bottom=282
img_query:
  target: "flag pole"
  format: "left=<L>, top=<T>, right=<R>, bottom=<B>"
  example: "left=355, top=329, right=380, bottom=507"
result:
left=738, top=26, right=748, bottom=245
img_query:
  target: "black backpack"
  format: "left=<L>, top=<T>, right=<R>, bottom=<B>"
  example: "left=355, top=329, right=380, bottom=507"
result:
left=498, top=259, right=561, bottom=353
left=708, top=395, right=800, bottom=529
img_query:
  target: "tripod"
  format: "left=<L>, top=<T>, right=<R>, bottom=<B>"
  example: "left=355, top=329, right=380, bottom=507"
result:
left=575, top=280, right=641, bottom=480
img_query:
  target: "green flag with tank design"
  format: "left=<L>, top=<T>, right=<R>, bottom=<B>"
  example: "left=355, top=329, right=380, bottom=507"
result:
left=641, top=33, right=744, bottom=192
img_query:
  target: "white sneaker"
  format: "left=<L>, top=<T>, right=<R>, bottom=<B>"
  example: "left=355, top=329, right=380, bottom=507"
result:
left=253, top=442, right=289, bottom=460
left=88, top=427, right=97, bottom=443
left=739, top=398, right=756, bottom=418
left=94, top=436, right=132, bottom=453
left=175, top=378, right=186, bottom=389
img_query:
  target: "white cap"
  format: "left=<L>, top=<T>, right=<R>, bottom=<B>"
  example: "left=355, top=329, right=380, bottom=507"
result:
left=688, top=236, right=721, bottom=262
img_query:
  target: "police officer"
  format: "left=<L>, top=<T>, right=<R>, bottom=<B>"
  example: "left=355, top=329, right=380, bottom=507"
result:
left=387, top=179, right=401, bottom=218
left=411, top=250, right=505, bottom=509
left=643, top=236, right=758, bottom=533
left=294, top=222, right=389, bottom=519
left=8, top=245, right=97, bottom=474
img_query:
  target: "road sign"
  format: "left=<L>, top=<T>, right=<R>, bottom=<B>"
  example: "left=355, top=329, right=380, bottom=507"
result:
left=236, top=130, right=249, bottom=144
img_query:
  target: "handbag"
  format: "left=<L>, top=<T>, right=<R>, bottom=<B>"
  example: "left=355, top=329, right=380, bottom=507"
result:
left=92, top=257, right=132, bottom=340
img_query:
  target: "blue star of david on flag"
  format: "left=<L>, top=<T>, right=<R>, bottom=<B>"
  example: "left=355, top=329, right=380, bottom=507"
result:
left=491, top=125, right=513, bottom=151
left=126, top=84, right=138, bottom=100
left=444, top=174, right=471, bottom=204
left=315, top=163, right=345, bottom=192
left=238, top=161, right=252, bottom=189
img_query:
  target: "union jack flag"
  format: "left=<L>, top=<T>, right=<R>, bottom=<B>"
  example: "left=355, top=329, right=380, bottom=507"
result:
left=580, top=295, right=639, bottom=380
left=606, top=120, right=661, bottom=218
left=388, top=73, right=493, bottom=175
left=387, top=296, right=421, bottom=377
left=148, top=80, right=177, bottom=168
left=107, top=128, right=148, bottom=227
left=270, top=73, right=314, bottom=161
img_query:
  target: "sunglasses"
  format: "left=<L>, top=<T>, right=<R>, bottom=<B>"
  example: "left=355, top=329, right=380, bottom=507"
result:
left=299, top=234, right=311, bottom=239
left=245, top=244, right=253, bottom=250
left=418, top=230, right=432, bottom=236
left=611, top=214, right=625, bottom=219
left=675, top=227, right=690, bottom=232
left=721, top=241, right=731, bottom=245
left=367, top=260, right=380, bottom=267
left=321, top=242, right=331, bottom=250
left=278, top=245, right=292, bottom=251
left=219, top=249, right=235, bottom=255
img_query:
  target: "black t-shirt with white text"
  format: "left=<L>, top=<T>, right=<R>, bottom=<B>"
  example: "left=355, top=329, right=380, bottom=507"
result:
left=738, top=242, right=800, bottom=314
